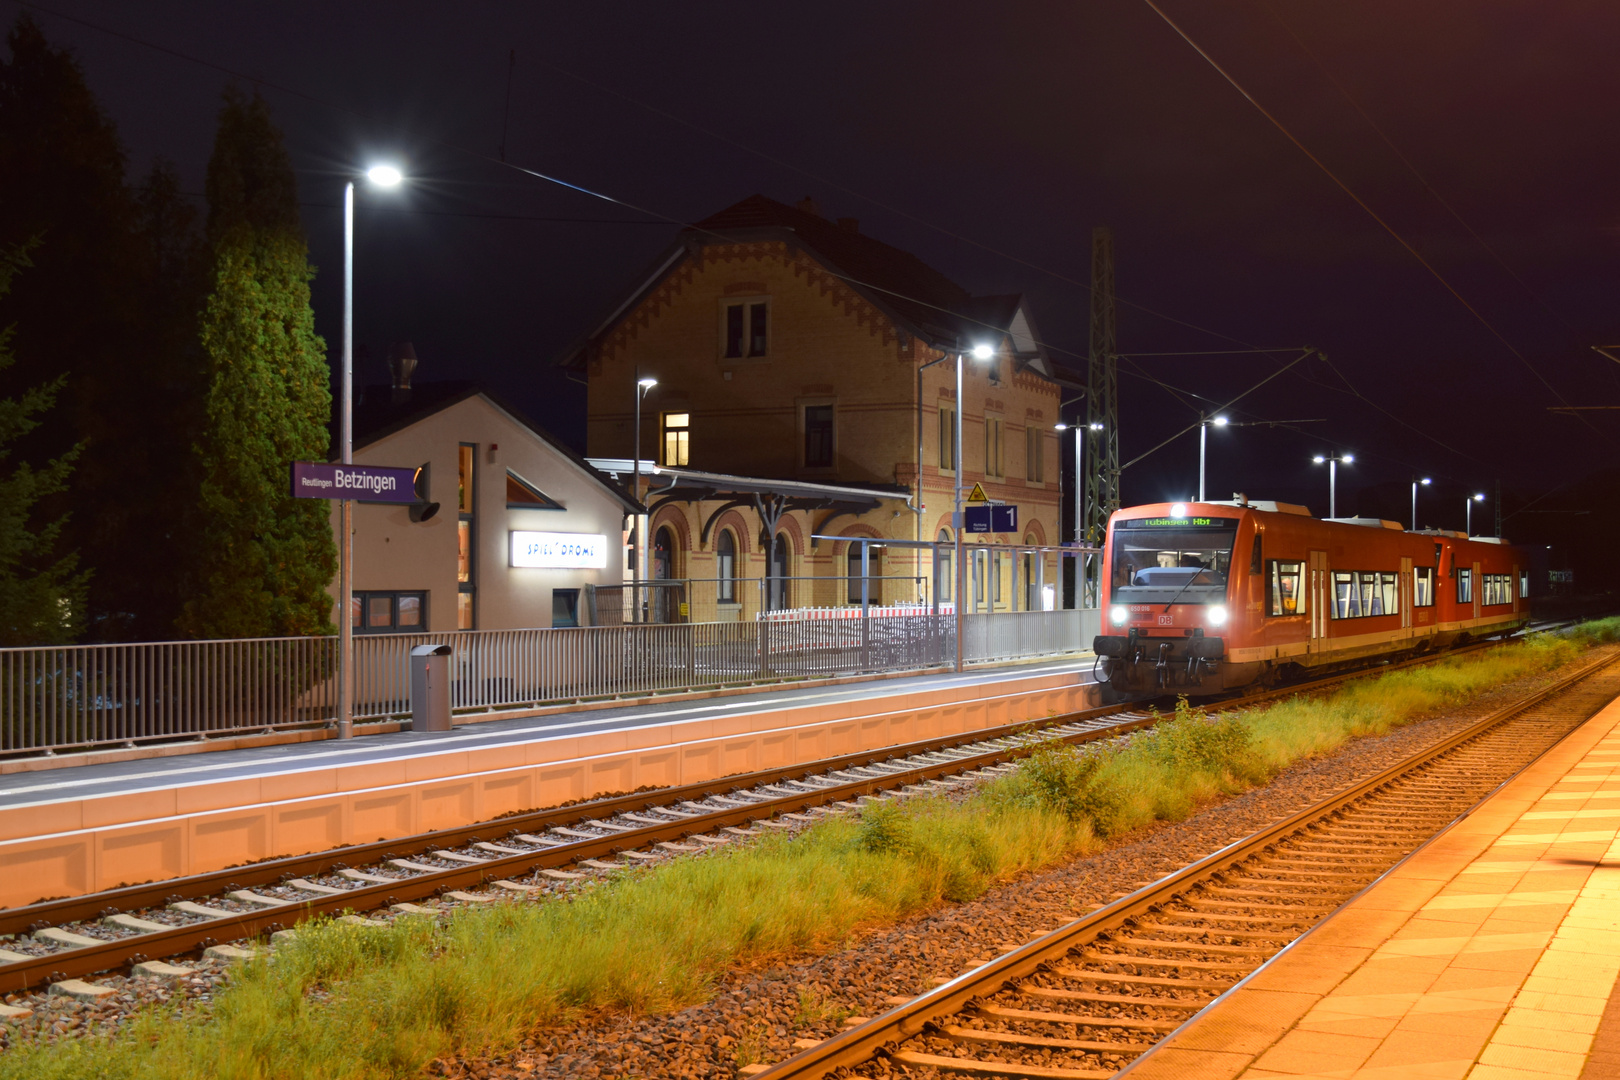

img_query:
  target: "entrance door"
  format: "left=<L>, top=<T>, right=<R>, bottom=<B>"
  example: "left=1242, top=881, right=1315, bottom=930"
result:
left=1400, top=556, right=1413, bottom=632
left=1309, top=550, right=1329, bottom=655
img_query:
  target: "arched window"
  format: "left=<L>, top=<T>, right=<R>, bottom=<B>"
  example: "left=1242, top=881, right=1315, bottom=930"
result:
left=767, top=534, right=791, bottom=610
left=847, top=542, right=881, bottom=606
left=935, top=529, right=953, bottom=604
left=716, top=529, right=737, bottom=603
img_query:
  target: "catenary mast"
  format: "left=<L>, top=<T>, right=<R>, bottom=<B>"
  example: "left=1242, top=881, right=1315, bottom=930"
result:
left=1084, top=226, right=1119, bottom=607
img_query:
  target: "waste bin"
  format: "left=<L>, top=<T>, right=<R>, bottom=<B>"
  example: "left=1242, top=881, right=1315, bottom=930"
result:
left=409, top=644, right=453, bottom=732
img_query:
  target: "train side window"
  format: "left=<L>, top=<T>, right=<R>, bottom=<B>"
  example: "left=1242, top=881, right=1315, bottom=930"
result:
left=1360, top=571, right=1380, bottom=616
left=1457, top=568, right=1473, bottom=603
left=1380, top=572, right=1399, bottom=615
left=1332, top=571, right=1354, bottom=619
left=1267, top=560, right=1305, bottom=616
left=1250, top=535, right=1263, bottom=575
left=1519, top=570, right=1529, bottom=599
left=1414, top=566, right=1435, bottom=607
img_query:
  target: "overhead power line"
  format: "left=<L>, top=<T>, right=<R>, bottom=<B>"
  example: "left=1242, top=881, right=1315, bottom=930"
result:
left=1140, top=0, right=1606, bottom=441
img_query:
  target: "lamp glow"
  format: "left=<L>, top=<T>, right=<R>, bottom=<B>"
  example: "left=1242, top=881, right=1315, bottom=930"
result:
left=366, top=164, right=403, bottom=187
left=637, top=377, right=658, bottom=389
left=1313, top=455, right=1326, bottom=464
left=1420, top=477, right=1432, bottom=486
left=1207, top=604, right=1228, bottom=627
left=1054, top=422, right=1069, bottom=431
left=1171, top=502, right=1187, bottom=517
left=1110, top=605, right=1129, bottom=626
left=970, top=344, right=995, bottom=360
left=1342, top=453, right=1354, bottom=464
left=1473, top=493, right=1485, bottom=501
left=1212, top=416, right=1228, bottom=427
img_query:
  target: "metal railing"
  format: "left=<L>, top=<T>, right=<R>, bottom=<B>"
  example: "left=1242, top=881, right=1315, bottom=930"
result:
left=1, top=607, right=1097, bottom=756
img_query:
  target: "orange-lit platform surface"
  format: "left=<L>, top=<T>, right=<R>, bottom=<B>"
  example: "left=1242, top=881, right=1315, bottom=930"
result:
left=1127, top=693, right=1620, bottom=1080
left=0, top=661, right=1094, bottom=908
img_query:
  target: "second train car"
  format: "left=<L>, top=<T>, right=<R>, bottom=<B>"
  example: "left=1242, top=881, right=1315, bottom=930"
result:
left=1092, top=498, right=1529, bottom=698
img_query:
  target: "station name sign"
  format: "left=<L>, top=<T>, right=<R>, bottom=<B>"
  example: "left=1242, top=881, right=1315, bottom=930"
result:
left=1121, top=516, right=1238, bottom=529
left=510, top=531, right=608, bottom=569
left=290, top=462, right=420, bottom=503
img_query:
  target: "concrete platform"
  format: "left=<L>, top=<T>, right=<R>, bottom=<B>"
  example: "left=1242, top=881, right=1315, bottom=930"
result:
left=0, top=660, right=1096, bottom=907
left=1124, top=688, right=1620, bottom=1080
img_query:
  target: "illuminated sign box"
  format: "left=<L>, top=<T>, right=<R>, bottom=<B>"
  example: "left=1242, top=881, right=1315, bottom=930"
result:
left=510, top=531, right=608, bottom=569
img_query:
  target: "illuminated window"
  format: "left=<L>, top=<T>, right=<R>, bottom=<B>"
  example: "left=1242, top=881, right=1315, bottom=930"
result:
left=722, top=300, right=768, bottom=359
left=1457, top=568, right=1473, bottom=604
left=1267, top=561, right=1305, bottom=616
left=457, top=442, right=476, bottom=625
left=662, top=412, right=690, bottom=466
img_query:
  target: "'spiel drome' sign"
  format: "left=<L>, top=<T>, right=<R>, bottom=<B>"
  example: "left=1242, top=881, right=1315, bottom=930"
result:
left=290, top=462, right=420, bottom=502
left=510, top=531, right=608, bottom=569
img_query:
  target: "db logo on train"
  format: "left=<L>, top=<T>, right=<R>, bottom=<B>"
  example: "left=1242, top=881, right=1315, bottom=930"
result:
left=1157, top=614, right=1175, bottom=626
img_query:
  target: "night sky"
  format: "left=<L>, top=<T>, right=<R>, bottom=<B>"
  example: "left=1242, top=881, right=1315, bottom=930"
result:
left=14, top=1, right=1620, bottom=539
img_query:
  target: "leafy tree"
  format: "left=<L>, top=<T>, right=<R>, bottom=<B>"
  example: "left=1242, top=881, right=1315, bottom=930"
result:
left=0, top=243, right=88, bottom=645
left=0, top=16, right=208, bottom=641
left=180, top=89, right=335, bottom=639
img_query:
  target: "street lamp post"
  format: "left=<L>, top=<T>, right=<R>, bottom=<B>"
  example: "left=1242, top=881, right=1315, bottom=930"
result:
left=631, top=373, right=658, bottom=622
left=1198, top=414, right=1228, bottom=503
left=337, top=163, right=402, bottom=741
left=1466, top=492, right=1484, bottom=536
left=952, top=342, right=996, bottom=672
left=1411, top=477, right=1431, bottom=531
left=1311, top=452, right=1353, bottom=519
left=1056, top=418, right=1104, bottom=608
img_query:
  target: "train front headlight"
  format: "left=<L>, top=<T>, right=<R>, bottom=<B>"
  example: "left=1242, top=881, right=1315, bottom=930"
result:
left=1206, top=604, right=1228, bottom=627
left=1110, top=605, right=1129, bottom=626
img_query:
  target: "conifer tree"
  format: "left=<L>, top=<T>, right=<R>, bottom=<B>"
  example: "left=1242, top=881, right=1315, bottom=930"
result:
left=0, top=243, right=87, bottom=646
left=181, top=89, right=334, bottom=639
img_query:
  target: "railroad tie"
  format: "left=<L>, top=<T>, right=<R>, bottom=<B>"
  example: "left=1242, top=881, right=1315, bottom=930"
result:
left=941, top=1024, right=1155, bottom=1054
left=886, top=1049, right=1113, bottom=1079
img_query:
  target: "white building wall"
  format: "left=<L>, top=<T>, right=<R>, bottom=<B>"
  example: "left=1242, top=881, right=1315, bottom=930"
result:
left=331, top=394, right=628, bottom=631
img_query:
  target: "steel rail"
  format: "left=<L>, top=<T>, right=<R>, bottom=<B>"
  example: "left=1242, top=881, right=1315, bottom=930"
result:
left=750, top=649, right=1620, bottom=1079
left=0, top=631, right=1560, bottom=995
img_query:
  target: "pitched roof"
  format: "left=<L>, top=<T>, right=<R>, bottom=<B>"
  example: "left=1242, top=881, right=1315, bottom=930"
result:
left=338, top=381, right=643, bottom=512
left=558, top=194, right=1057, bottom=374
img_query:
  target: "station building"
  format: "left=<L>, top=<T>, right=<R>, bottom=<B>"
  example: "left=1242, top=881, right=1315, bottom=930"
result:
left=559, top=194, right=1069, bottom=620
left=328, top=351, right=641, bottom=633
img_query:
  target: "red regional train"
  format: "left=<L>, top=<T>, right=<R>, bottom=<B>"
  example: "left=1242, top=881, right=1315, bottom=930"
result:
left=1092, top=498, right=1530, bottom=698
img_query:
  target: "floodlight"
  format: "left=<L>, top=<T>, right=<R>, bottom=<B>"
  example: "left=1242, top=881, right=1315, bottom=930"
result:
left=970, top=344, right=995, bottom=361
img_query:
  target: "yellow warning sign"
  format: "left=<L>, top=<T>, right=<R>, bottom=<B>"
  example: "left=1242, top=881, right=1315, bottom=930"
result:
left=966, top=483, right=990, bottom=503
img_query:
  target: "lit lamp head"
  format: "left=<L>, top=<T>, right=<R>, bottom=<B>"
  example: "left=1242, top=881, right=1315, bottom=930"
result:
left=1053, top=422, right=1069, bottom=432
left=1211, top=416, right=1228, bottom=427
left=637, top=377, right=658, bottom=391
left=1313, top=455, right=1326, bottom=464
left=970, top=343, right=995, bottom=361
left=365, top=164, right=403, bottom=187
left=1420, top=477, right=1432, bottom=486
left=1472, top=493, right=1485, bottom=502
left=1342, top=453, right=1354, bottom=464
left=1089, top=422, right=1104, bottom=431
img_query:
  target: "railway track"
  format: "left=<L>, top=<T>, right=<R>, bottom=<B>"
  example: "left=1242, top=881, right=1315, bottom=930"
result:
left=751, top=648, right=1620, bottom=1080
left=0, top=630, right=1580, bottom=1000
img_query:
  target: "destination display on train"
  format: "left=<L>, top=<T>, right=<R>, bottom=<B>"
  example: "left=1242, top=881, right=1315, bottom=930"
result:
left=1120, top=517, right=1239, bottom=529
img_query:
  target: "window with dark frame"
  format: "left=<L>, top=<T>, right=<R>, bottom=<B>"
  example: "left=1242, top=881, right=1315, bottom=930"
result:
left=1024, top=426, right=1043, bottom=483
left=1328, top=569, right=1400, bottom=619
left=506, top=471, right=563, bottom=510
left=551, top=589, right=580, bottom=628
left=716, top=530, right=737, bottom=603
left=1457, top=567, right=1473, bottom=604
left=938, top=407, right=956, bottom=472
left=936, top=529, right=952, bottom=603
left=352, top=591, right=428, bottom=634
left=1414, top=566, right=1436, bottom=607
left=1267, top=560, right=1305, bottom=616
left=722, top=300, right=769, bottom=359
left=985, top=416, right=1004, bottom=478
left=804, top=404, right=834, bottom=468
left=846, top=543, right=880, bottom=606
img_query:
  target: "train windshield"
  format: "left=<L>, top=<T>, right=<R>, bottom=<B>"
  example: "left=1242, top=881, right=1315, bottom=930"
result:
left=1110, top=517, right=1239, bottom=599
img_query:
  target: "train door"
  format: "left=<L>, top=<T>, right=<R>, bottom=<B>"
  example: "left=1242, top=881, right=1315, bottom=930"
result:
left=1309, top=550, right=1329, bottom=655
left=1400, top=557, right=1413, bottom=632
left=1473, top=560, right=1482, bottom=621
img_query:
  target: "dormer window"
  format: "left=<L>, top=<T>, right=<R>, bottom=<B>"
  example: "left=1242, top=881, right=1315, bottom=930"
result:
left=722, top=299, right=769, bottom=359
